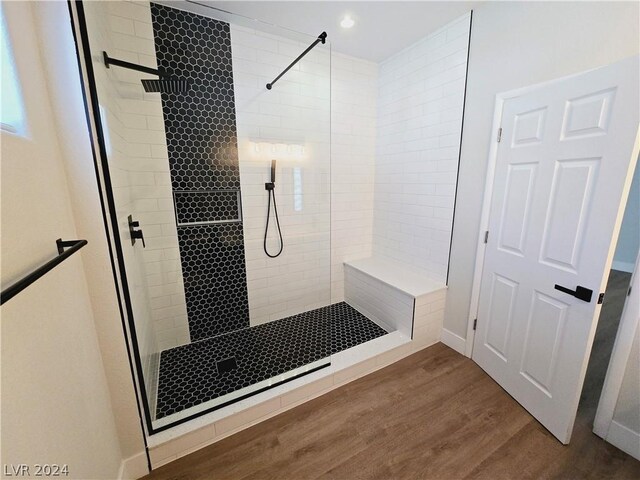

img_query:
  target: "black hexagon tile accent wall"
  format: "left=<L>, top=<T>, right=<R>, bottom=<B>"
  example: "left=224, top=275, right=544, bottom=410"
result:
left=151, top=3, right=249, bottom=339
left=178, top=224, right=249, bottom=340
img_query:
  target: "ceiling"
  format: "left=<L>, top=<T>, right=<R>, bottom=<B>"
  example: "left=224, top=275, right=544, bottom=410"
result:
left=188, top=1, right=478, bottom=62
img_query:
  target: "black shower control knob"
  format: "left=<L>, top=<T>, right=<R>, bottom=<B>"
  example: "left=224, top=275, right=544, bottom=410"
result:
left=133, top=229, right=146, bottom=248
left=128, top=215, right=146, bottom=248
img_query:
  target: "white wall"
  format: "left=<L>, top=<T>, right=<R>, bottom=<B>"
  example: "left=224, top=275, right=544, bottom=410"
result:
left=372, top=14, right=470, bottom=282
left=613, top=161, right=639, bottom=273
left=232, top=25, right=332, bottom=325
left=446, top=1, right=640, bottom=339
left=1, top=2, right=137, bottom=478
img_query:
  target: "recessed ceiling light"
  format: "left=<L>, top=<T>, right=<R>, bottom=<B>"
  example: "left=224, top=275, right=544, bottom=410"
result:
left=340, top=15, right=355, bottom=29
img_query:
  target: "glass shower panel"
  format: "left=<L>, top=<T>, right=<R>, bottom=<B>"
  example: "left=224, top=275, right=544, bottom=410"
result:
left=80, top=0, right=331, bottom=432
left=231, top=28, right=332, bottom=330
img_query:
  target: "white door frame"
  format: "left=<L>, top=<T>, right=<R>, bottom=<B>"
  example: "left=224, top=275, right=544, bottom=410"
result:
left=463, top=90, right=504, bottom=357
left=593, top=254, right=639, bottom=451
left=464, top=58, right=640, bottom=358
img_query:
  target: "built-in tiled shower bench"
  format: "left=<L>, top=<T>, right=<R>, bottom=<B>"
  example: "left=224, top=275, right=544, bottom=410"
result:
left=344, top=258, right=447, bottom=350
left=147, top=261, right=447, bottom=468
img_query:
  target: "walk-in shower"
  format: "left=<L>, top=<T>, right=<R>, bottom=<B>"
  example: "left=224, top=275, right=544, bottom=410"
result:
left=77, top=0, right=389, bottom=433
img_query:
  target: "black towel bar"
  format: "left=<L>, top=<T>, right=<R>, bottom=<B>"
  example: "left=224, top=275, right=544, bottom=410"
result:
left=1, top=239, right=88, bottom=306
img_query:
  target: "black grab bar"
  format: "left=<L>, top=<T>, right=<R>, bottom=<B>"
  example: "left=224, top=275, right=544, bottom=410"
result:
left=266, top=32, right=327, bottom=90
left=1, top=239, right=88, bottom=305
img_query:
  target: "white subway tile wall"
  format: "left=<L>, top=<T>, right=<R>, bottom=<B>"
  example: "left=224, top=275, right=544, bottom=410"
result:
left=83, top=0, right=158, bottom=407
left=231, top=25, right=333, bottom=326
left=330, top=55, right=378, bottom=303
left=84, top=1, right=191, bottom=374
left=344, top=266, right=414, bottom=336
left=373, top=14, right=471, bottom=281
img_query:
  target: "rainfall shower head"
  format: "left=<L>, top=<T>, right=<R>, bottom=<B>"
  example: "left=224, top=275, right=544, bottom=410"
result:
left=141, top=78, right=191, bottom=94
left=103, top=52, right=191, bottom=94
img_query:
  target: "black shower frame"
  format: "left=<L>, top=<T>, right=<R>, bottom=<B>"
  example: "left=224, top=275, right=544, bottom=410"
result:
left=67, top=0, right=331, bottom=440
left=65, top=1, right=153, bottom=470
left=266, top=31, right=327, bottom=90
left=446, top=11, right=473, bottom=285
left=68, top=0, right=157, bottom=438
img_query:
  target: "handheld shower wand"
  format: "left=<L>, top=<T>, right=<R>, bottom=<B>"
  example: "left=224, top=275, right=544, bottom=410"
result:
left=264, top=160, right=283, bottom=258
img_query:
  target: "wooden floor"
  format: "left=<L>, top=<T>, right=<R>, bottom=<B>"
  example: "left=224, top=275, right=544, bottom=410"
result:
left=145, top=333, right=640, bottom=479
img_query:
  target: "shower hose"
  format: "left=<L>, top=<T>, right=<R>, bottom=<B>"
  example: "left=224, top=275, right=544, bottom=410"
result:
left=263, top=187, right=284, bottom=258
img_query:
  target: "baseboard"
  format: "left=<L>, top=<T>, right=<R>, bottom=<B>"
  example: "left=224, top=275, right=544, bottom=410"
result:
left=118, top=451, right=149, bottom=480
left=440, top=328, right=466, bottom=355
left=606, top=420, right=640, bottom=461
left=612, top=260, right=636, bottom=273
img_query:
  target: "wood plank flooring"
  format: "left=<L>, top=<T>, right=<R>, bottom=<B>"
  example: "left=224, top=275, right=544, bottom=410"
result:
left=144, top=340, right=640, bottom=479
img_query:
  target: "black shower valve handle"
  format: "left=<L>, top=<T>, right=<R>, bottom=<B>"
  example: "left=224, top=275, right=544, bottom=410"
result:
left=132, top=228, right=146, bottom=248
left=128, top=215, right=146, bottom=248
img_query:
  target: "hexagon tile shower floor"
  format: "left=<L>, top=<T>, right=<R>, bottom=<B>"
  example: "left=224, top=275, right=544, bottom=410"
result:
left=155, top=302, right=387, bottom=419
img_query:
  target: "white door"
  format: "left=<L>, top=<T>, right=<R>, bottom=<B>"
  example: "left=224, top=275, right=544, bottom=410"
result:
left=473, top=56, right=639, bottom=444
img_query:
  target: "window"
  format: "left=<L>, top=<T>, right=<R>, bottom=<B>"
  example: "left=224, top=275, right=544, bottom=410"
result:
left=1, top=8, right=27, bottom=135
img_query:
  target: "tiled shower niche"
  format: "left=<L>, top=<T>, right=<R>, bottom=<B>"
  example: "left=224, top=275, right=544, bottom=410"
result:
left=173, top=191, right=242, bottom=226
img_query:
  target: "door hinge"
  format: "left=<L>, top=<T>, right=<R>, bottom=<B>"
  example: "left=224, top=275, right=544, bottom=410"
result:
left=597, top=293, right=605, bottom=304
left=628, top=286, right=633, bottom=296
left=473, top=319, right=477, bottom=330
left=496, top=127, right=502, bottom=143
left=484, top=231, right=489, bottom=244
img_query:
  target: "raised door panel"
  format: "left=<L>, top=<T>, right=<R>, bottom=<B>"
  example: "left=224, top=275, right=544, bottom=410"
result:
left=498, top=164, right=537, bottom=256
left=519, top=291, right=569, bottom=397
left=539, top=158, right=600, bottom=272
left=483, top=273, right=519, bottom=362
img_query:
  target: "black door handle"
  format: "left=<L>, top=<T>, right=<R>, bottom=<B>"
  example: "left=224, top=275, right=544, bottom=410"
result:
left=128, top=215, right=146, bottom=248
left=554, top=284, right=593, bottom=302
